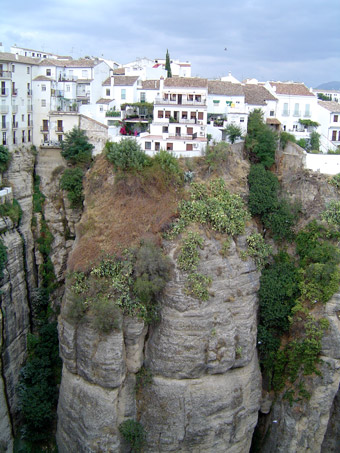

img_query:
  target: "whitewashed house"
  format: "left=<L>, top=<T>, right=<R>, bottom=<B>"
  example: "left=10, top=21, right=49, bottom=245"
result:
left=0, top=51, right=37, bottom=149
left=243, top=84, right=279, bottom=130
left=138, top=77, right=208, bottom=157
left=316, top=100, right=340, bottom=151
left=265, top=82, right=318, bottom=138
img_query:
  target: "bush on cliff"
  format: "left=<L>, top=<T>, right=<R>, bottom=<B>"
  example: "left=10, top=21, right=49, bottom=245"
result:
left=0, top=145, right=11, bottom=173
left=61, top=127, right=93, bottom=165
left=105, top=138, right=151, bottom=171
left=60, top=167, right=84, bottom=208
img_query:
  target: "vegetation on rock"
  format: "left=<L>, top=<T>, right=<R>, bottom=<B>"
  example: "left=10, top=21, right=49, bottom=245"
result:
left=0, top=144, right=11, bottom=173
left=119, top=419, right=146, bottom=452
left=61, top=127, right=94, bottom=165
left=60, top=167, right=84, bottom=208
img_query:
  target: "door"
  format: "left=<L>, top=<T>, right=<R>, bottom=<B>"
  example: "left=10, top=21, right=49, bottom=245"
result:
left=176, top=127, right=181, bottom=136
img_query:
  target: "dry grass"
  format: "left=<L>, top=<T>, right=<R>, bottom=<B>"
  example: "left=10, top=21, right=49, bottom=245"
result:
left=68, top=154, right=181, bottom=271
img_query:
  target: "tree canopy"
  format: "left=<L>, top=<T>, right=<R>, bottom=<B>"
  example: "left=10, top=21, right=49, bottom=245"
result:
left=61, top=127, right=94, bottom=165
left=224, top=124, right=243, bottom=144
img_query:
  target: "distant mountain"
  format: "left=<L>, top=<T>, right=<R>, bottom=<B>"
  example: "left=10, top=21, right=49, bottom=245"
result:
left=315, top=81, right=340, bottom=90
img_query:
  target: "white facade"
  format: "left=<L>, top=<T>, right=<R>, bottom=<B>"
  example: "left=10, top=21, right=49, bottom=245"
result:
left=0, top=53, right=36, bottom=149
left=316, top=101, right=340, bottom=151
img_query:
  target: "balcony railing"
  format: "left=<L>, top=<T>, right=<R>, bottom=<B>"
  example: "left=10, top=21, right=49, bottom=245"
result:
left=155, top=97, right=206, bottom=106
left=27, top=120, right=33, bottom=127
left=1, top=122, right=9, bottom=130
left=0, top=106, right=9, bottom=113
left=12, top=121, right=18, bottom=129
left=282, top=110, right=290, bottom=116
left=12, top=105, right=18, bottom=113
left=293, top=111, right=301, bottom=117
left=168, top=133, right=198, bottom=140
left=0, top=88, right=9, bottom=96
left=76, top=92, right=90, bottom=98
left=56, top=127, right=64, bottom=133
left=12, top=89, right=18, bottom=96
left=40, top=126, right=49, bottom=132
left=0, top=71, right=12, bottom=79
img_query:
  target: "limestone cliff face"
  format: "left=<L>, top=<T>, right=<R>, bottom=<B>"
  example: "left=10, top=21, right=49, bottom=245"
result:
left=0, top=146, right=35, bottom=451
left=57, top=229, right=262, bottom=452
left=254, top=144, right=340, bottom=453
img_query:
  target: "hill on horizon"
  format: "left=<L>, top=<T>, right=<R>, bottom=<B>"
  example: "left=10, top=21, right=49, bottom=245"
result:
left=315, top=81, right=340, bottom=90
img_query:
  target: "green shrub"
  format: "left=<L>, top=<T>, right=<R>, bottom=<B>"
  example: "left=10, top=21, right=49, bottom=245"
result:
left=0, top=199, right=22, bottom=225
left=185, top=273, right=212, bottom=301
left=280, top=132, right=296, bottom=149
left=60, top=167, right=84, bottom=208
left=297, top=138, right=308, bottom=149
left=106, top=138, right=152, bottom=171
left=262, top=199, right=297, bottom=241
left=92, top=296, right=120, bottom=333
left=33, top=174, right=45, bottom=213
left=119, top=419, right=146, bottom=452
left=245, top=109, right=278, bottom=168
left=330, top=174, right=340, bottom=189
left=248, top=164, right=279, bottom=216
left=135, top=366, right=153, bottom=393
left=322, top=200, right=340, bottom=227
left=246, top=233, right=272, bottom=269
left=61, top=127, right=93, bottom=165
left=0, top=145, right=11, bottom=173
left=177, top=232, right=204, bottom=272
left=224, top=124, right=243, bottom=143
left=153, top=149, right=181, bottom=178
left=0, top=240, right=7, bottom=279
left=204, top=142, right=229, bottom=172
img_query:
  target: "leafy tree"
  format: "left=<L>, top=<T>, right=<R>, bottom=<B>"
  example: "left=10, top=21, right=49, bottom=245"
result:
left=224, top=124, right=243, bottom=144
left=165, top=49, right=172, bottom=78
left=61, top=127, right=94, bottom=165
left=245, top=109, right=278, bottom=168
left=248, top=164, right=279, bottom=216
left=0, top=145, right=11, bottom=173
left=60, top=167, right=84, bottom=208
left=317, top=93, right=332, bottom=101
left=105, top=138, right=152, bottom=171
left=310, top=130, right=320, bottom=152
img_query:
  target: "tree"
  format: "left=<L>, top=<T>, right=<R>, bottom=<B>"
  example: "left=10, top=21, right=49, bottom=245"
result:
left=310, top=130, right=320, bottom=152
left=0, top=145, right=11, bottom=173
left=105, top=138, right=152, bottom=171
left=245, top=109, right=278, bottom=168
left=224, top=124, right=243, bottom=144
left=61, top=127, right=94, bottom=165
left=165, top=49, right=172, bottom=78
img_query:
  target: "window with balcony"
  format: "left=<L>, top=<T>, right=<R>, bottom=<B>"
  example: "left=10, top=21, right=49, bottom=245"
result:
left=195, top=95, right=201, bottom=102
left=158, top=110, right=164, bottom=119
left=188, top=95, right=194, bottom=101
left=2, top=132, right=6, bottom=145
left=145, top=142, right=151, bottom=150
left=58, top=135, right=63, bottom=142
left=282, top=103, right=289, bottom=116
left=293, top=103, right=300, bottom=116
left=121, top=89, right=126, bottom=100
left=305, top=104, right=310, bottom=117
left=182, top=111, right=188, bottom=119
left=140, top=92, right=145, bottom=102
left=43, top=134, right=48, bottom=143
left=165, top=111, right=170, bottom=118
left=46, top=69, right=51, bottom=76
left=57, top=120, right=63, bottom=132
left=190, top=112, right=196, bottom=120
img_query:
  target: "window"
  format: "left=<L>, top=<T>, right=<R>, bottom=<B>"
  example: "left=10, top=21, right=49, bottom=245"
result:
left=57, top=120, right=63, bottom=132
left=145, top=142, right=151, bottom=150
left=13, top=131, right=16, bottom=144
left=305, top=104, right=310, bottom=117
left=186, top=143, right=193, bottom=151
left=46, top=69, right=51, bottom=76
left=1, top=115, right=6, bottom=128
left=27, top=83, right=31, bottom=95
left=41, top=99, right=46, bottom=107
left=165, top=111, right=171, bottom=118
left=182, top=111, right=188, bottom=119
left=2, top=132, right=6, bottom=145
left=106, top=88, right=110, bottom=96
left=155, top=142, right=160, bottom=151
left=58, top=135, right=63, bottom=142
left=166, top=143, right=173, bottom=151
left=198, top=112, right=203, bottom=120
left=240, top=117, right=245, bottom=122
left=190, top=112, right=196, bottom=120
left=21, top=114, right=25, bottom=122
left=12, top=64, right=15, bottom=73
left=121, top=89, right=126, bottom=100
left=338, top=131, right=340, bottom=141
left=27, top=67, right=30, bottom=74
left=42, top=84, right=46, bottom=92
left=158, top=110, right=164, bottom=119
left=334, top=115, right=339, bottom=123
left=282, top=103, right=289, bottom=116
left=43, top=134, right=48, bottom=143
left=28, top=129, right=31, bottom=142
left=22, top=130, right=25, bottom=143
left=140, top=92, right=146, bottom=102
left=270, top=110, right=274, bottom=117
left=162, top=126, right=168, bottom=133
left=332, top=131, right=337, bottom=141
left=294, top=103, right=300, bottom=116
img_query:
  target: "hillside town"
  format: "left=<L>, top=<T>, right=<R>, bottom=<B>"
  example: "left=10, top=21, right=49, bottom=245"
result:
left=1, top=43, right=340, bottom=158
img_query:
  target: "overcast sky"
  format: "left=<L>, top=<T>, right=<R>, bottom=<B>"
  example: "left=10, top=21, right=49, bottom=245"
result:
left=1, top=0, right=339, bottom=87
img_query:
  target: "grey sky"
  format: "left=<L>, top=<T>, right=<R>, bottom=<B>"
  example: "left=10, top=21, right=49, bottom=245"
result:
left=1, top=0, right=339, bottom=87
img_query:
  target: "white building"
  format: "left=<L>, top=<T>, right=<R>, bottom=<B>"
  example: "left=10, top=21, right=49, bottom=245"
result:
left=317, top=100, right=340, bottom=151
left=312, top=88, right=340, bottom=103
left=0, top=52, right=37, bottom=149
left=138, top=77, right=207, bottom=156
left=243, top=84, right=279, bottom=130
left=265, top=82, right=318, bottom=138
